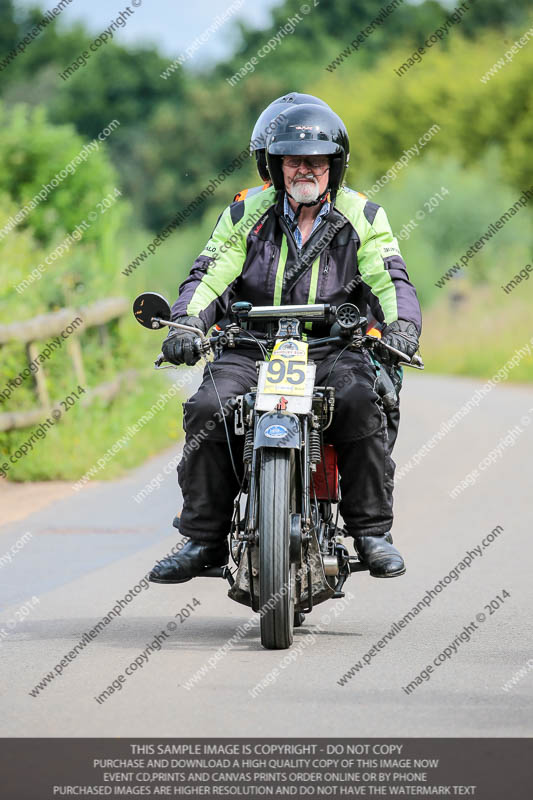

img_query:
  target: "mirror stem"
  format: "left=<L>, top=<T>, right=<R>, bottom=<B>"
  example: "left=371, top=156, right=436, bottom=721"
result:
left=152, top=318, right=205, bottom=338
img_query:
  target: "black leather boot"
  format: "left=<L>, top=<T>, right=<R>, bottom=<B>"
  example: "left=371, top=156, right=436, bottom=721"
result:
left=354, top=533, right=406, bottom=578
left=150, top=539, right=229, bottom=584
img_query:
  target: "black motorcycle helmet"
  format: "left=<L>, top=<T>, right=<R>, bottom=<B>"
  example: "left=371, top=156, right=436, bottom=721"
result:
left=266, top=104, right=350, bottom=199
left=251, top=93, right=331, bottom=181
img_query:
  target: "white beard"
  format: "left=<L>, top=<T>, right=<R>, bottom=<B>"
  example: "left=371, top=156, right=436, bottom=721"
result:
left=289, top=175, right=320, bottom=204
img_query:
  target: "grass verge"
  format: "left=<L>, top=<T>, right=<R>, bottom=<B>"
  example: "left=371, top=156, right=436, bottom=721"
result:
left=420, top=286, right=533, bottom=381
left=1, top=376, right=184, bottom=482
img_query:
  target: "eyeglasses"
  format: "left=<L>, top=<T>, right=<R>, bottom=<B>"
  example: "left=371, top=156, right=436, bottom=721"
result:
left=282, top=156, right=330, bottom=172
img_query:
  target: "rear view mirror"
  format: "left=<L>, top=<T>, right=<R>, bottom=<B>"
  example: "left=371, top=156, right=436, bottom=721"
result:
left=133, top=292, right=171, bottom=329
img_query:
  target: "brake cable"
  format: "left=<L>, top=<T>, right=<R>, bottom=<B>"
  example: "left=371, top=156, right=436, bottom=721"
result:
left=204, top=360, right=241, bottom=485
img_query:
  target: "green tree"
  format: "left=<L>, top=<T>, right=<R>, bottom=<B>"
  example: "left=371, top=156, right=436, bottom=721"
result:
left=313, top=22, right=533, bottom=200
left=0, top=102, right=123, bottom=245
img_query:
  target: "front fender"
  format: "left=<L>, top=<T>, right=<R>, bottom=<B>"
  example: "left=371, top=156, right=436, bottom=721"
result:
left=254, top=411, right=301, bottom=450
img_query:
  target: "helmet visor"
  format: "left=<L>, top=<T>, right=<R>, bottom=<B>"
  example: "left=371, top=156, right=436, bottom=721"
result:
left=268, top=136, right=342, bottom=157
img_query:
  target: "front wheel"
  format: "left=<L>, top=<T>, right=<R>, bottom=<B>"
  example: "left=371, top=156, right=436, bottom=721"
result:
left=258, top=449, right=294, bottom=649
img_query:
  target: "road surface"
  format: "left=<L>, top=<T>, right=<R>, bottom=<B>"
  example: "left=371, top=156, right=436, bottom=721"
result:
left=0, top=370, right=531, bottom=737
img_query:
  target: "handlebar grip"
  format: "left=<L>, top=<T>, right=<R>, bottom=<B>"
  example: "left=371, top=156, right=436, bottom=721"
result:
left=192, top=336, right=204, bottom=357
left=155, top=334, right=205, bottom=368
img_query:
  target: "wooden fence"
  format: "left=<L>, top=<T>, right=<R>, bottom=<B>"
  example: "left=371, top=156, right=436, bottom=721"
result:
left=0, top=297, right=138, bottom=432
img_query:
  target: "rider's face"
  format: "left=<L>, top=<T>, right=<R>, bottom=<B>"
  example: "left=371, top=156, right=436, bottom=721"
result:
left=282, top=155, right=330, bottom=205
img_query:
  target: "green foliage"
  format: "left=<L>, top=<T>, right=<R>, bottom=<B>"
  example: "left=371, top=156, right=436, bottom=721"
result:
left=1, top=378, right=183, bottom=482
left=49, top=44, right=185, bottom=140
left=133, top=84, right=262, bottom=230
left=0, top=102, right=184, bottom=482
left=0, top=103, right=124, bottom=245
left=121, top=213, right=222, bottom=301
left=0, top=0, right=18, bottom=57
left=1, top=0, right=531, bottom=231
left=315, top=25, right=533, bottom=203
left=420, top=287, right=533, bottom=382
left=357, top=151, right=533, bottom=308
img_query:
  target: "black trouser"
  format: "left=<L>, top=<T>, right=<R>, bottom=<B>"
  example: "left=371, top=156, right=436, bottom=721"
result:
left=383, top=369, right=401, bottom=454
left=177, top=347, right=397, bottom=543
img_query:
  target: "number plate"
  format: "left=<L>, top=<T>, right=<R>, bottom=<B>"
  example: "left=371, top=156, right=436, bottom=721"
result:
left=255, top=364, right=316, bottom=413
left=262, top=340, right=308, bottom=396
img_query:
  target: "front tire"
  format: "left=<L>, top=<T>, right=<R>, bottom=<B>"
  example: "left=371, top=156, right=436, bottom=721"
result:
left=259, top=449, right=294, bottom=649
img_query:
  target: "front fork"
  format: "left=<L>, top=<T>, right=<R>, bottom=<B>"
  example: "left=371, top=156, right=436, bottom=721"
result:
left=231, top=406, right=362, bottom=610
left=233, top=409, right=312, bottom=611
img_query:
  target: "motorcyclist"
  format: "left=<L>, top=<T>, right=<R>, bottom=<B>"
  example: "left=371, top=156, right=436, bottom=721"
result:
left=234, top=93, right=404, bottom=452
left=150, top=103, right=421, bottom=585
left=170, top=91, right=401, bottom=538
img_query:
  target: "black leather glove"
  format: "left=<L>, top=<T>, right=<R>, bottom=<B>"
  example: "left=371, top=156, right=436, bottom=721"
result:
left=161, top=316, right=205, bottom=366
left=380, top=319, right=419, bottom=364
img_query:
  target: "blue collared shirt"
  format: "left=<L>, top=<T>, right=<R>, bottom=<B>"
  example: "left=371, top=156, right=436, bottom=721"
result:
left=283, top=194, right=330, bottom=250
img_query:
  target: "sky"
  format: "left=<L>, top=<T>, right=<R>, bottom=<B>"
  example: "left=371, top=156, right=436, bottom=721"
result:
left=15, top=0, right=284, bottom=63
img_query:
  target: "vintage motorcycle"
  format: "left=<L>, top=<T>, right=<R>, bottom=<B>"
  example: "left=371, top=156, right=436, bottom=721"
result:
left=133, top=293, right=423, bottom=650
